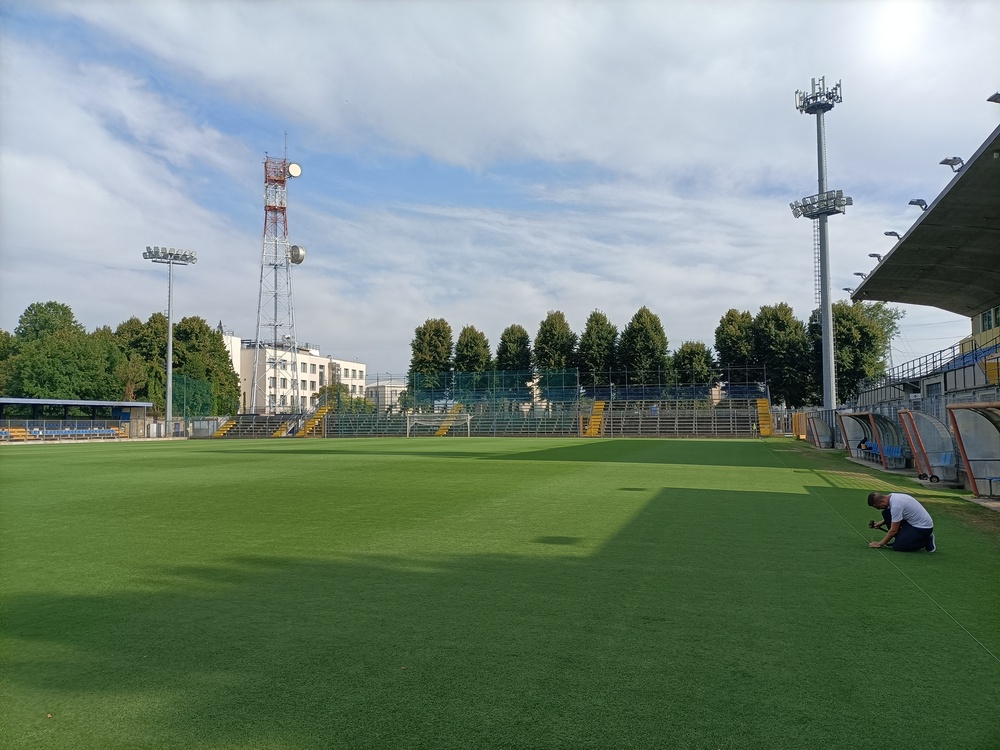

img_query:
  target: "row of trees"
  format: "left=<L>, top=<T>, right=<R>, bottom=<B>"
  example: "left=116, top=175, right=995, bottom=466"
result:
left=0, top=301, right=240, bottom=417
left=409, top=301, right=903, bottom=407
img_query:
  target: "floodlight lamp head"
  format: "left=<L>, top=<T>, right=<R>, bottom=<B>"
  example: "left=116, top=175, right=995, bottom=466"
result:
left=988, top=92, right=1000, bottom=104
left=908, top=199, right=928, bottom=210
left=843, top=288, right=855, bottom=294
left=884, top=231, right=901, bottom=239
left=939, top=156, right=964, bottom=172
left=854, top=272, right=867, bottom=279
left=868, top=253, right=883, bottom=261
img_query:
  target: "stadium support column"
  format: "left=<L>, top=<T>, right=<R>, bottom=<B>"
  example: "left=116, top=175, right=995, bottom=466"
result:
left=790, top=77, right=852, bottom=411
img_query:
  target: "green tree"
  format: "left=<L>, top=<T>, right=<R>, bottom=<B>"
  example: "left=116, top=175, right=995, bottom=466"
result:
left=454, top=326, right=492, bottom=372
left=454, top=325, right=492, bottom=399
left=673, top=341, right=720, bottom=385
left=14, top=301, right=85, bottom=342
left=315, top=382, right=373, bottom=413
left=809, top=301, right=904, bottom=403
left=578, top=310, right=618, bottom=387
left=173, top=316, right=240, bottom=415
left=533, top=311, right=578, bottom=401
left=495, top=324, right=532, bottom=371
left=714, top=309, right=755, bottom=377
left=2, top=329, right=125, bottom=400
left=752, top=303, right=814, bottom=407
left=408, top=318, right=454, bottom=395
left=495, top=324, right=532, bottom=402
left=618, top=306, right=671, bottom=385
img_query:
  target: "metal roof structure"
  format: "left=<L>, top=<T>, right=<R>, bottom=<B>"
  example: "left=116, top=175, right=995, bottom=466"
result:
left=852, top=121, right=1000, bottom=317
left=0, top=398, right=153, bottom=408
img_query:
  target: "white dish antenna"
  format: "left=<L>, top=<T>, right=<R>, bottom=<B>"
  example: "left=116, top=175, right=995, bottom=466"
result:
left=289, top=245, right=306, bottom=264
left=287, top=162, right=302, bottom=178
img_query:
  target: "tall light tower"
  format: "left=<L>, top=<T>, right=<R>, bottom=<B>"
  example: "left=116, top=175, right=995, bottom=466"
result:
left=143, top=246, right=198, bottom=434
left=790, top=77, right=852, bottom=411
left=251, top=155, right=305, bottom=413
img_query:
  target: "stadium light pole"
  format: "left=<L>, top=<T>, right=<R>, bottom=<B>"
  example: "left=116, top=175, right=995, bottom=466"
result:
left=143, top=246, right=198, bottom=436
left=791, top=76, right=852, bottom=411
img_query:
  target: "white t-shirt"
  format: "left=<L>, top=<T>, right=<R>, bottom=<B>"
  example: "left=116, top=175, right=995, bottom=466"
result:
left=889, top=493, right=934, bottom=529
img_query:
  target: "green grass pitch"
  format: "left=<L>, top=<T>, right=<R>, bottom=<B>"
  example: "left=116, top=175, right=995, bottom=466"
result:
left=2, top=437, right=998, bottom=749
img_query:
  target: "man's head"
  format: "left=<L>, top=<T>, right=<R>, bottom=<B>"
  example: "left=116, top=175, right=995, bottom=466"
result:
left=868, top=492, right=890, bottom=510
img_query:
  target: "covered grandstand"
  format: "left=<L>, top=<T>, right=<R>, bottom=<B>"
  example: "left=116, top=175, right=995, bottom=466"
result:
left=835, top=112, right=1000, bottom=494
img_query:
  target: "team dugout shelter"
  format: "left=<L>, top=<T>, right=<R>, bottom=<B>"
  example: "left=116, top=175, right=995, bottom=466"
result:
left=0, top=398, right=152, bottom=442
left=851, top=115, right=1000, bottom=497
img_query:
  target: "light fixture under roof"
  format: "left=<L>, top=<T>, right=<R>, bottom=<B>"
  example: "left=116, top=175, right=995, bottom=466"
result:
left=908, top=199, right=928, bottom=211
left=868, top=253, right=883, bottom=261
left=939, top=156, right=964, bottom=172
left=884, top=231, right=901, bottom=239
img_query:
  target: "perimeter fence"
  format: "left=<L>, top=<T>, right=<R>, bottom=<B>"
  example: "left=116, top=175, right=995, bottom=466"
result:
left=305, top=368, right=771, bottom=439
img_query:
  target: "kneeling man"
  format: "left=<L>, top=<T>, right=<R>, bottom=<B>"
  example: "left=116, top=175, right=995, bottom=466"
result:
left=867, top=492, right=935, bottom=552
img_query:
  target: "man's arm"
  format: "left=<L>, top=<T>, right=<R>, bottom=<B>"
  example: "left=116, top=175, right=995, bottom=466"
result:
left=870, top=521, right=899, bottom=548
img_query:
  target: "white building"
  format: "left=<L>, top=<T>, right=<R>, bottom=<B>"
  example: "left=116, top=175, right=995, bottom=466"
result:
left=221, top=333, right=367, bottom=414
left=365, top=377, right=408, bottom=414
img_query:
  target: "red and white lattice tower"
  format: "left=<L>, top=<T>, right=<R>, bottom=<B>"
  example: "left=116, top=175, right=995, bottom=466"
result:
left=251, top=155, right=305, bottom=414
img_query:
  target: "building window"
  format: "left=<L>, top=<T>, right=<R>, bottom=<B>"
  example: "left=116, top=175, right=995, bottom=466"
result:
left=301, top=362, right=307, bottom=373
left=925, top=382, right=943, bottom=397
left=279, top=360, right=286, bottom=370
left=301, top=396, right=307, bottom=407
left=268, top=394, right=276, bottom=406
left=359, top=370, right=364, bottom=379
left=351, top=384, right=356, bottom=394
left=310, top=363, right=317, bottom=374
left=310, top=380, right=316, bottom=391
left=983, top=309, right=994, bottom=332
left=268, top=377, right=276, bottom=388
left=301, top=379, right=307, bottom=390
left=350, top=369, right=356, bottom=379
left=391, top=390, right=398, bottom=398
left=319, top=374, right=325, bottom=386
left=280, top=395, right=287, bottom=406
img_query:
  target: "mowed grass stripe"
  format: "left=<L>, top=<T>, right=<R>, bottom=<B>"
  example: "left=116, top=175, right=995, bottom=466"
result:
left=2, top=438, right=998, bottom=750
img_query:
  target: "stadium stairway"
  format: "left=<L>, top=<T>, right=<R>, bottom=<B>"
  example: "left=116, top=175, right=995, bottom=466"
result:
left=584, top=401, right=605, bottom=436
left=434, top=404, right=464, bottom=436
left=213, top=419, right=236, bottom=438
left=756, top=399, right=773, bottom=437
left=297, top=405, right=333, bottom=437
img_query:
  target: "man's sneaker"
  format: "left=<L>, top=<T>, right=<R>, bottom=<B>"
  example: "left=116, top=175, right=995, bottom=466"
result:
left=926, top=534, right=936, bottom=553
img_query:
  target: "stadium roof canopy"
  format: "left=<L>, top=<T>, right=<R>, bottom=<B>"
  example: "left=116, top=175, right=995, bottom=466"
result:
left=0, top=398, right=153, bottom=408
left=852, top=121, right=1000, bottom=317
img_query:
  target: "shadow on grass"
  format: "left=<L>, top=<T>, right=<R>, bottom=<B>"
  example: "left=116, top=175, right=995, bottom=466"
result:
left=5, top=487, right=997, bottom=750
left=203, top=439, right=785, bottom=468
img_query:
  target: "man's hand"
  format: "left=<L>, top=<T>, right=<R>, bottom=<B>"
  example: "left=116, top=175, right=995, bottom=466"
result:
left=869, top=541, right=884, bottom=548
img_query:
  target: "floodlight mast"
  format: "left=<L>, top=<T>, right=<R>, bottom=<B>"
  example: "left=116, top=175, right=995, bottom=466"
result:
left=790, top=77, right=852, bottom=411
left=143, top=246, right=198, bottom=434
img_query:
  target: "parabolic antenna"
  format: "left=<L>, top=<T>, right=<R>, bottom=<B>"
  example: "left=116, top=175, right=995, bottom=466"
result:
left=289, top=245, right=306, bottom=264
left=287, top=162, right=302, bottom=178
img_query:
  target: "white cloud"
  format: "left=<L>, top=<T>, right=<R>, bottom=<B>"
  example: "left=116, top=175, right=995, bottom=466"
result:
left=1, top=0, right=996, bottom=375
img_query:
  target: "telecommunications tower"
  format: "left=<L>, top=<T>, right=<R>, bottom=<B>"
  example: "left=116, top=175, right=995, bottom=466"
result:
left=251, top=154, right=306, bottom=413
left=790, top=77, right=852, bottom=411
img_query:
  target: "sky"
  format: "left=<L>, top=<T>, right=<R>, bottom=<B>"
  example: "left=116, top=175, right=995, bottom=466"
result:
left=1, top=0, right=997, bottom=375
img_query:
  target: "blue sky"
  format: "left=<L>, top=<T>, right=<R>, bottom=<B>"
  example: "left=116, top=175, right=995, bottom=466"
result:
left=1, top=0, right=998, bottom=374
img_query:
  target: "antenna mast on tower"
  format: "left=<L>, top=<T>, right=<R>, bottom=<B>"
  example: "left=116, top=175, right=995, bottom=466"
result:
left=250, top=155, right=305, bottom=414
left=790, top=77, right=852, bottom=411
